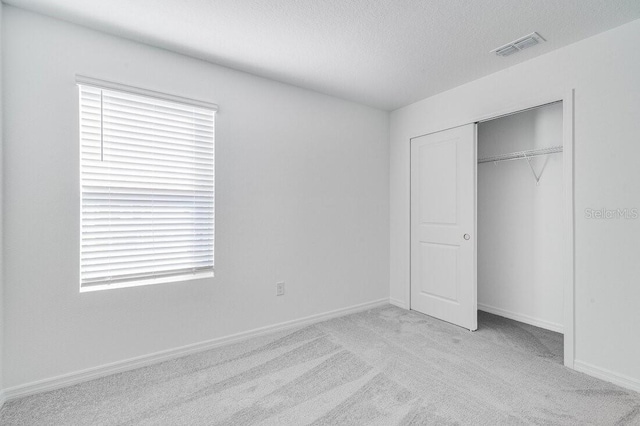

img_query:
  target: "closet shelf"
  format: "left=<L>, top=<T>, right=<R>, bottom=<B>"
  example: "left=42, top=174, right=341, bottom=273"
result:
left=478, top=146, right=563, bottom=164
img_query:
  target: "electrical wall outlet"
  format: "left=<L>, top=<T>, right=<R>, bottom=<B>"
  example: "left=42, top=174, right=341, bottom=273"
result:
left=276, top=281, right=285, bottom=296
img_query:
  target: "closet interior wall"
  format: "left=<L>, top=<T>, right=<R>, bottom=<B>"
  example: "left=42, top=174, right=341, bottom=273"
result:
left=477, top=102, right=564, bottom=332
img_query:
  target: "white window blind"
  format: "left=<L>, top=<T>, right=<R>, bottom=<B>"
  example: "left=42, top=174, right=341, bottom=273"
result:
left=79, top=83, right=215, bottom=290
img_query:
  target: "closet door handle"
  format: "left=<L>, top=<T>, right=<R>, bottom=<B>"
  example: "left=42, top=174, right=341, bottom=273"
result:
left=463, top=234, right=471, bottom=240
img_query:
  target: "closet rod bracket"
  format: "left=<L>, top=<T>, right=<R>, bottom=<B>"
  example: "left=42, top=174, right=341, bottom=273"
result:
left=525, top=155, right=541, bottom=185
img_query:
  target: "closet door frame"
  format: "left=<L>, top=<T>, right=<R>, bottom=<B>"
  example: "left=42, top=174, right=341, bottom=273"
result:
left=408, top=90, right=575, bottom=369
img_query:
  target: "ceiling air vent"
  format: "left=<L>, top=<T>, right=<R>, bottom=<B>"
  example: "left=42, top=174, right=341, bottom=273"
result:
left=491, top=32, right=545, bottom=57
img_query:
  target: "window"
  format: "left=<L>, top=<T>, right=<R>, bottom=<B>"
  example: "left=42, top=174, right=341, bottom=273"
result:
left=78, top=78, right=216, bottom=291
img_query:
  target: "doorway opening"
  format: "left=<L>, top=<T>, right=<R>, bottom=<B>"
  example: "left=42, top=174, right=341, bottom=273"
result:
left=409, top=92, right=574, bottom=368
left=476, top=101, right=564, bottom=364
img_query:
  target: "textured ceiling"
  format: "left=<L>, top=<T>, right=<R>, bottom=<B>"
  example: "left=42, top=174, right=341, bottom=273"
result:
left=6, top=0, right=640, bottom=110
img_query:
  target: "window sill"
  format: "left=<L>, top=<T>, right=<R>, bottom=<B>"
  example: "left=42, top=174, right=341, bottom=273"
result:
left=79, top=270, right=215, bottom=293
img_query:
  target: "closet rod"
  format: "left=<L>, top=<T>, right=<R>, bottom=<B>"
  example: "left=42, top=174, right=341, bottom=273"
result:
left=478, top=146, right=563, bottom=164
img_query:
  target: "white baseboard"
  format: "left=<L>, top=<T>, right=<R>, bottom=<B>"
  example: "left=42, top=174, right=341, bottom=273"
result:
left=2, top=298, right=389, bottom=402
left=389, top=297, right=408, bottom=310
left=478, top=303, right=564, bottom=333
left=574, top=360, right=640, bottom=394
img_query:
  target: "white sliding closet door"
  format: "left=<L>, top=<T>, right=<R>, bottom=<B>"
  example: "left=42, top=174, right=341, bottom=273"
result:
left=410, top=124, right=477, bottom=331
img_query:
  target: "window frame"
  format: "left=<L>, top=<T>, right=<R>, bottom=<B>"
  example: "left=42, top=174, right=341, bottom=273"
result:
left=77, top=76, right=218, bottom=292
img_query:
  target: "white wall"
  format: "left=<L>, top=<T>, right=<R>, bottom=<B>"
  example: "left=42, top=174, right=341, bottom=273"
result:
left=2, top=7, right=390, bottom=388
left=391, top=18, right=640, bottom=386
left=477, top=104, right=564, bottom=331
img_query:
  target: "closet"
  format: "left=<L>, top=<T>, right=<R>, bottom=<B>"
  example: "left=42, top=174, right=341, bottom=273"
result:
left=477, top=102, right=564, bottom=334
left=410, top=99, right=570, bottom=358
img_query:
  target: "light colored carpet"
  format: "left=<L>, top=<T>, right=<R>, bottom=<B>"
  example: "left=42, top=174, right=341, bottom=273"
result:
left=2, top=305, right=639, bottom=425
